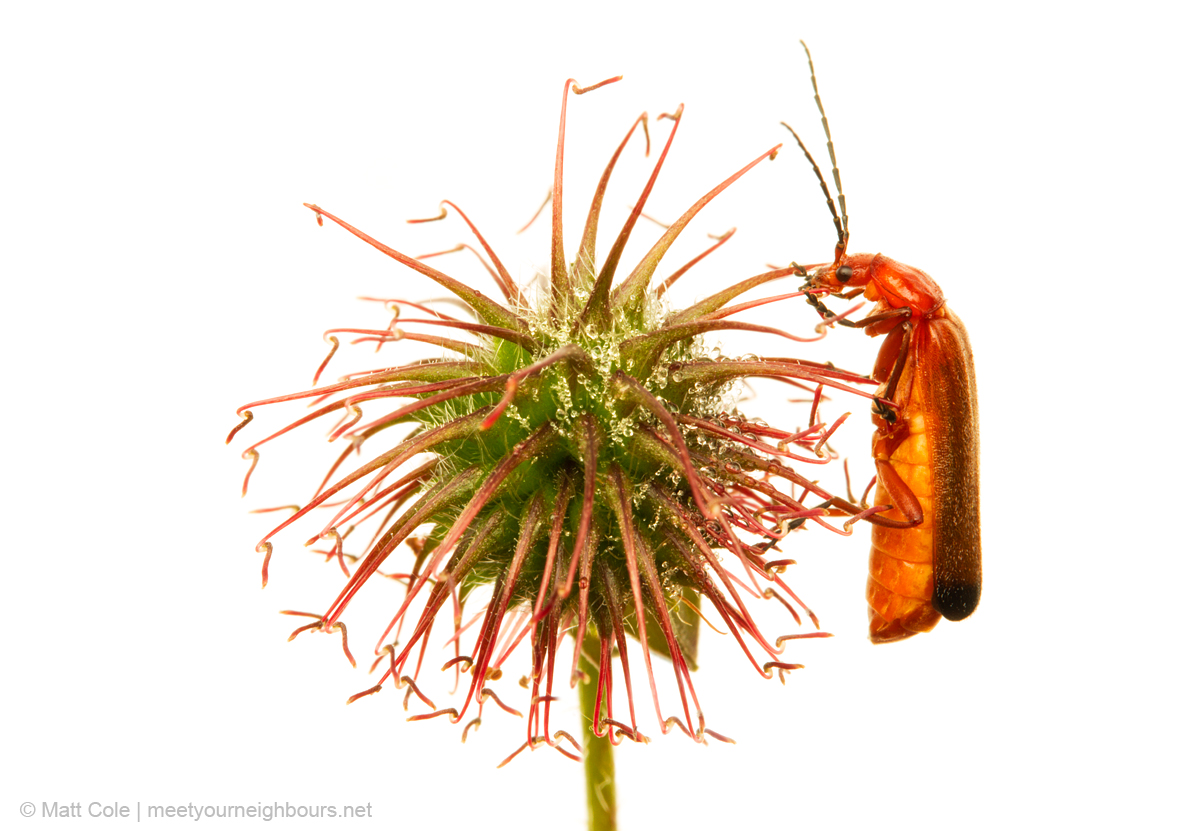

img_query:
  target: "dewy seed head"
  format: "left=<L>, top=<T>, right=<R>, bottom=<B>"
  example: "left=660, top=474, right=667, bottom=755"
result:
left=229, top=76, right=874, bottom=759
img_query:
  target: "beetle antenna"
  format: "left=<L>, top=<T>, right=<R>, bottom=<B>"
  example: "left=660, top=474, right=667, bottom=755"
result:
left=782, top=121, right=844, bottom=267
left=788, top=40, right=849, bottom=265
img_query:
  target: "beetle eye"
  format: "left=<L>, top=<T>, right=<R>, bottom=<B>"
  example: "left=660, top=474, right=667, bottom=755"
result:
left=835, top=265, right=853, bottom=283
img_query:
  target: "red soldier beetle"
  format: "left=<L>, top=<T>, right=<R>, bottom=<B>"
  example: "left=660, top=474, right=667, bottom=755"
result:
left=785, top=42, right=981, bottom=643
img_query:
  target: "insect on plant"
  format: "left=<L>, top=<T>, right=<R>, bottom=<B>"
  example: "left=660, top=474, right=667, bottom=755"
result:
left=785, top=42, right=982, bottom=644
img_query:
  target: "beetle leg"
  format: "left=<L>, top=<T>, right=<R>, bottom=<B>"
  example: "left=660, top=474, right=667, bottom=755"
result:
left=870, top=321, right=913, bottom=424
left=782, top=494, right=920, bottom=532
left=874, top=458, right=924, bottom=525
left=793, top=263, right=852, bottom=323
left=805, top=291, right=838, bottom=321
left=839, top=305, right=911, bottom=330
left=879, top=322, right=912, bottom=402
left=872, top=398, right=898, bottom=425
left=796, top=275, right=839, bottom=324
left=761, top=492, right=876, bottom=550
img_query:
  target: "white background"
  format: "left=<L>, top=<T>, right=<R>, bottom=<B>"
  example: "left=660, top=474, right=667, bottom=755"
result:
left=5, top=2, right=1195, bottom=829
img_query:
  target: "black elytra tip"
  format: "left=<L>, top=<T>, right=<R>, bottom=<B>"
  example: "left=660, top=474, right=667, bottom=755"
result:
left=933, top=580, right=981, bottom=622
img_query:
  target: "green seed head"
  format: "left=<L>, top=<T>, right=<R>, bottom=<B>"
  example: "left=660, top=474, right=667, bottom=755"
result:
left=230, top=77, right=866, bottom=755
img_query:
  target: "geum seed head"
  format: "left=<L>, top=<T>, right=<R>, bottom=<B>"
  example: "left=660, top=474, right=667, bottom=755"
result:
left=229, top=77, right=876, bottom=763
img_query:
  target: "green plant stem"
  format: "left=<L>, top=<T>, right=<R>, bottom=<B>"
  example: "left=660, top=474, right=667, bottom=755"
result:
left=581, top=633, right=617, bottom=831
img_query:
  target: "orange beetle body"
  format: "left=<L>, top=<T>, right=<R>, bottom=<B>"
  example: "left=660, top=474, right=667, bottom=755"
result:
left=808, top=253, right=981, bottom=643
left=787, top=41, right=982, bottom=642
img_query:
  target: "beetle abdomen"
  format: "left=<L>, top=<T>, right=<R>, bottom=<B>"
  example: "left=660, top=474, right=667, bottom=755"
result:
left=867, top=371, right=941, bottom=643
